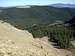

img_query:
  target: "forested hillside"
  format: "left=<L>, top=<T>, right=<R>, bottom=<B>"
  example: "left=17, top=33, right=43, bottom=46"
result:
left=0, top=6, right=75, bottom=29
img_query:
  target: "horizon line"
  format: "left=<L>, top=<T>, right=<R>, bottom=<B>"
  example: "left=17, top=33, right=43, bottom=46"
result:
left=0, top=3, right=75, bottom=7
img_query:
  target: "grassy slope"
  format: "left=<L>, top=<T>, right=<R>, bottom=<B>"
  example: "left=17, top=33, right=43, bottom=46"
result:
left=0, top=6, right=75, bottom=29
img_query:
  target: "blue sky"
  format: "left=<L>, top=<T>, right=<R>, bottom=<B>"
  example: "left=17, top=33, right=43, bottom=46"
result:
left=0, top=0, right=75, bottom=7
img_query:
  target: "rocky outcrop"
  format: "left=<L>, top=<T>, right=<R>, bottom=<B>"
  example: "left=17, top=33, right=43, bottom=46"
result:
left=0, top=21, right=73, bottom=56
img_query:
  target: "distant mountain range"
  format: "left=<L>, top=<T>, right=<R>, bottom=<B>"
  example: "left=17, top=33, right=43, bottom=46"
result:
left=0, top=7, right=5, bottom=9
left=50, top=3, right=75, bottom=8
left=0, top=5, right=75, bottom=29
left=0, top=7, right=9, bottom=9
left=0, top=3, right=75, bottom=9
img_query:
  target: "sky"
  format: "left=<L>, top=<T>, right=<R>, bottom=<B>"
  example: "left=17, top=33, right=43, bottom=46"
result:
left=0, top=0, right=75, bottom=7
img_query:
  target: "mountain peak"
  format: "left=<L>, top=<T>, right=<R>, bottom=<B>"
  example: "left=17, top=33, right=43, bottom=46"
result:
left=50, top=3, right=75, bottom=8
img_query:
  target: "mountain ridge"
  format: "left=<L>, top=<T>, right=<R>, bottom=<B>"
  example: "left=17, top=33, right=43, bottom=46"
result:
left=0, top=6, right=75, bottom=29
left=49, top=3, right=75, bottom=8
left=0, top=3, right=75, bottom=8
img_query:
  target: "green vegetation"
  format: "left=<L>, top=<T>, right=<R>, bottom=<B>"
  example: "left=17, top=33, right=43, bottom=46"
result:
left=0, top=6, right=75, bottom=49
left=26, top=24, right=73, bottom=48
left=0, top=6, right=75, bottom=30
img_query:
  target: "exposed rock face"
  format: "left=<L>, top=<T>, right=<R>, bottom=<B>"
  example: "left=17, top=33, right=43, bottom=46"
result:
left=16, top=5, right=31, bottom=8
left=0, top=21, right=73, bottom=56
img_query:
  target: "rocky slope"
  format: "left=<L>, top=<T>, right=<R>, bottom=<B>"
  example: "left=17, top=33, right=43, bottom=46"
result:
left=0, top=21, right=73, bottom=56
